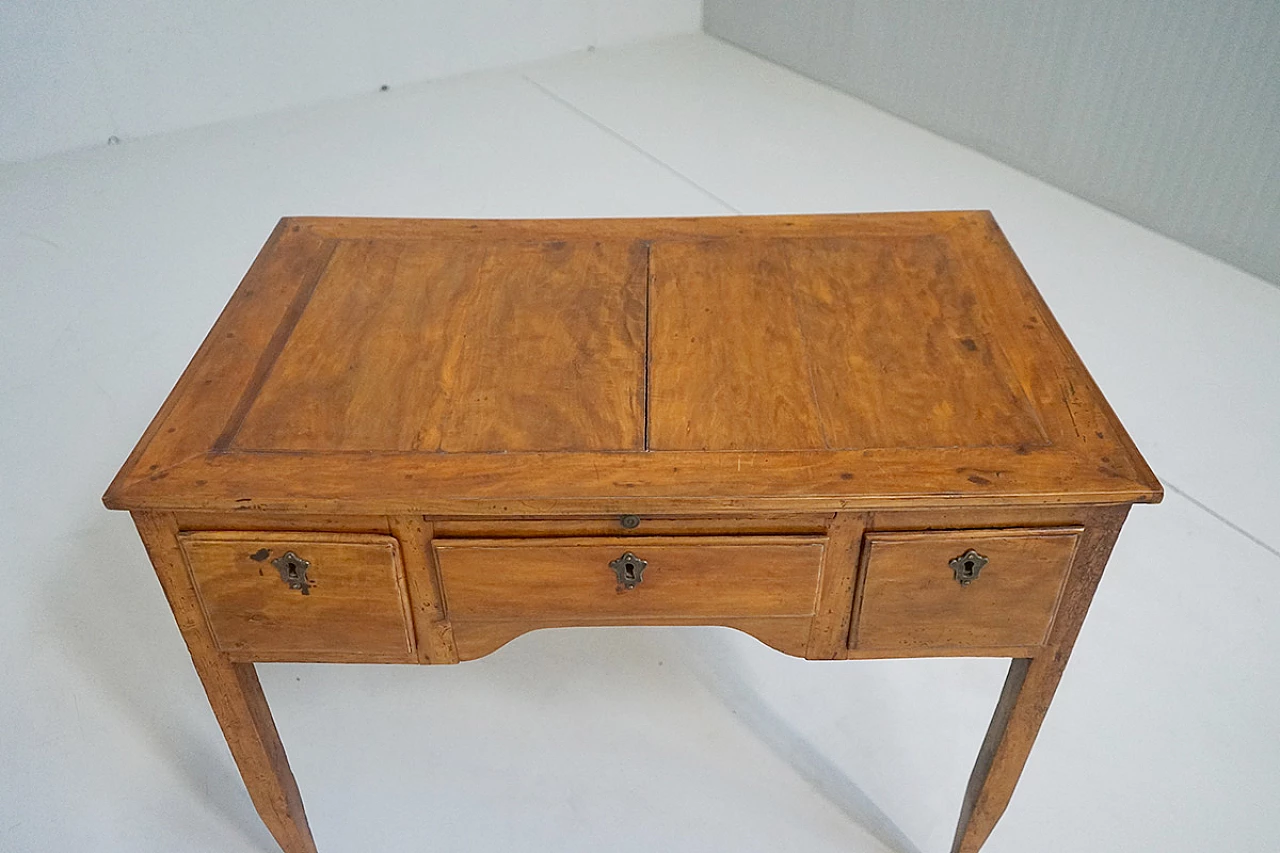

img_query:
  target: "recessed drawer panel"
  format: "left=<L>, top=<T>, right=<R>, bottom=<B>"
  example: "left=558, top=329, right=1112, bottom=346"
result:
left=178, top=531, right=416, bottom=662
left=434, top=536, right=826, bottom=620
left=852, top=527, right=1082, bottom=650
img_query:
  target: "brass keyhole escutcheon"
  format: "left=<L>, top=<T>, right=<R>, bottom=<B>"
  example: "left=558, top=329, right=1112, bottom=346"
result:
left=949, top=549, right=988, bottom=586
left=272, top=551, right=312, bottom=595
left=609, top=551, right=647, bottom=590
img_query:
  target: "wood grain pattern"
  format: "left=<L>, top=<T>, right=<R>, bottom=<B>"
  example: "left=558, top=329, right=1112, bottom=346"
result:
left=103, top=212, right=1162, bottom=514
left=805, top=513, right=867, bottom=659
left=958, top=214, right=1159, bottom=491
left=295, top=212, right=980, bottom=241
left=867, top=504, right=1096, bottom=531
left=133, top=513, right=316, bottom=853
left=648, top=239, right=829, bottom=449
left=852, top=527, right=1080, bottom=650
left=104, top=222, right=333, bottom=498
left=172, top=512, right=391, bottom=533
left=648, top=236, right=1046, bottom=450
left=105, top=445, right=1157, bottom=515
left=233, top=238, right=647, bottom=453
left=451, top=616, right=814, bottom=662
left=178, top=531, right=416, bottom=662
left=431, top=514, right=832, bottom=538
left=434, top=536, right=825, bottom=620
left=951, top=506, right=1130, bottom=853
left=843, top=644, right=1041, bottom=660
left=389, top=517, right=459, bottom=664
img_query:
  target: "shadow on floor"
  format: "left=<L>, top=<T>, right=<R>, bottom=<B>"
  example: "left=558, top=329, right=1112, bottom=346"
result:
left=43, top=511, right=275, bottom=849
left=683, top=630, right=926, bottom=853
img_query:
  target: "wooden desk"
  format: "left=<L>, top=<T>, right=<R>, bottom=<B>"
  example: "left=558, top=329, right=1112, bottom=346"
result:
left=104, top=212, right=1160, bottom=853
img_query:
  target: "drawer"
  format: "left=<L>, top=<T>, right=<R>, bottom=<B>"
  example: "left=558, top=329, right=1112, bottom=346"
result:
left=177, top=531, right=416, bottom=662
left=434, top=536, right=826, bottom=620
left=852, top=527, right=1082, bottom=650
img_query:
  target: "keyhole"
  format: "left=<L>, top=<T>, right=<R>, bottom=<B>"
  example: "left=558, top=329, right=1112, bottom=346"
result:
left=963, top=560, right=975, bottom=573
left=286, top=561, right=298, bottom=578
left=624, top=562, right=636, bottom=580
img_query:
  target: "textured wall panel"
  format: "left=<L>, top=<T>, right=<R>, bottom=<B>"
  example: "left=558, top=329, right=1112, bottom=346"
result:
left=705, top=1, right=1280, bottom=284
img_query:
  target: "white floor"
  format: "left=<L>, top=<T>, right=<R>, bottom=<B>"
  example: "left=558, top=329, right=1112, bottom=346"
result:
left=2, top=34, right=1277, bottom=853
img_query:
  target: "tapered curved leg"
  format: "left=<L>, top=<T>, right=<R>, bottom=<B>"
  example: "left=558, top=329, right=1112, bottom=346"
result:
left=952, top=506, right=1129, bottom=853
left=952, top=656, right=1049, bottom=852
left=135, top=512, right=317, bottom=853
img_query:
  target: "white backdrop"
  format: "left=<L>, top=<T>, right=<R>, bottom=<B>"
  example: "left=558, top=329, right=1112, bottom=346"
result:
left=0, top=0, right=702, bottom=163
left=3, top=31, right=1278, bottom=853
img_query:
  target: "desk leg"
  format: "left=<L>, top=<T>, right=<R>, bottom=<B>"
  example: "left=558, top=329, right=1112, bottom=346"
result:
left=135, top=512, right=318, bottom=853
left=951, top=506, right=1129, bottom=853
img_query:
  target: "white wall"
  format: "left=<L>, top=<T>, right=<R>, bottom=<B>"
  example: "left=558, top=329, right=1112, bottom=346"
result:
left=705, top=1, right=1280, bottom=286
left=0, top=0, right=702, bottom=164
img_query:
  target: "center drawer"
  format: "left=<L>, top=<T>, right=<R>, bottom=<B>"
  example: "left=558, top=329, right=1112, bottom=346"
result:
left=433, top=536, right=827, bottom=620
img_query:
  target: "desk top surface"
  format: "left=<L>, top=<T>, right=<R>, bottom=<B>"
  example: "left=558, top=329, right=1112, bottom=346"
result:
left=104, top=212, right=1160, bottom=515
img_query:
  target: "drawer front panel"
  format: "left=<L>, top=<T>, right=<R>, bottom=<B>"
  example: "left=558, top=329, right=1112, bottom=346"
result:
left=853, top=527, right=1082, bottom=650
left=178, top=531, right=416, bottom=661
left=434, top=536, right=826, bottom=620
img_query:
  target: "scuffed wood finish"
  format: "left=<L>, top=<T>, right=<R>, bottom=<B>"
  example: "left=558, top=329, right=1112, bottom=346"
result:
left=806, top=513, right=867, bottom=659
left=389, top=517, right=458, bottom=664
left=108, top=222, right=335, bottom=489
left=648, top=237, right=1045, bottom=450
left=102, top=212, right=1161, bottom=515
left=432, top=514, right=832, bottom=538
left=434, top=536, right=825, bottom=620
left=173, top=511, right=391, bottom=534
left=648, top=239, right=830, bottom=450
left=844, top=644, right=1041, bottom=661
left=233, top=238, right=647, bottom=453
left=451, top=616, right=815, bottom=662
left=104, top=214, right=1162, bottom=853
left=295, top=211, right=978, bottom=242
left=952, top=505, right=1130, bottom=853
left=178, top=531, right=416, bottom=662
left=133, top=513, right=317, bottom=853
left=867, top=504, right=1096, bottom=531
left=106, top=445, right=1158, bottom=515
left=852, top=527, right=1081, bottom=650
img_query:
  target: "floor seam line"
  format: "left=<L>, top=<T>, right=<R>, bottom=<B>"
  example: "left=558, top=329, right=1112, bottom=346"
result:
left=1163, top=479, right=1280, bottom=561
left=520, top=73, right=742, bottom=214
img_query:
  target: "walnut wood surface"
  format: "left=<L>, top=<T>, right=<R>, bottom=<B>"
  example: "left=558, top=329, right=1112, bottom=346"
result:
left=805, top=513, right=867, bottom=659
left=103, top=212, right=1161, bottom=514
left=389, top=517, right=459, bottom=664
left=178, top=531, right=416, bottom=662
left=104, top=214, right=1162, bottom=853
left=451, top=616, right=814, bottom=662
left=108, top=446, right=1158, bottom=515
left=852, top=527, right=1080, bottom=650
left=434, top=536, right=825, bottom=620
left=234, top=238, right=647, bottom=453
left=431, top=514, right=832, bottom=537
left=648, top=236, right=1046, bottom=450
